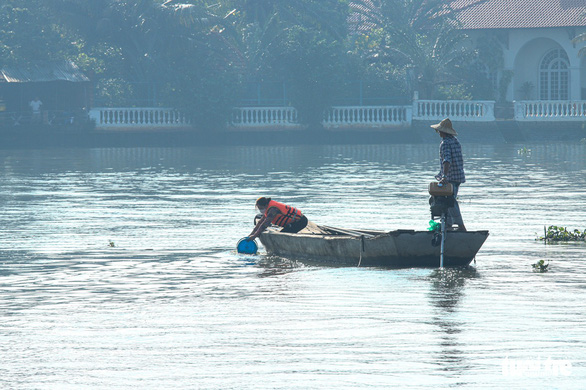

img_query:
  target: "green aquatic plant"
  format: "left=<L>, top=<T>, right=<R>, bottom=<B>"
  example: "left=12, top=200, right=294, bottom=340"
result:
left=109, top=240, right=116, bottom=247
left=538, top=225, right=586, bottom=243
left=532, top=259, right=549, bottom=273
left=517, top=147, right=531, bottom=156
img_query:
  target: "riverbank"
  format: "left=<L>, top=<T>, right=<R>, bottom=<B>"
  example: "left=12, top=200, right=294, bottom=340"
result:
left=1, top=121, right=584, bottom=148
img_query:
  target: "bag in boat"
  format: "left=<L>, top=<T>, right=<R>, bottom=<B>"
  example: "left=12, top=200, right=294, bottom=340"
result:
left=428, top=182, right=453, bottom=196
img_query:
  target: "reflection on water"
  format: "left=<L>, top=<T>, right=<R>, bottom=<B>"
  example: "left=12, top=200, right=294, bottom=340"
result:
left=428, top=267, right=480, bottom=378
left=0, top=143, right=585, bottom=389
left=429, top=267, right=479, bottom=313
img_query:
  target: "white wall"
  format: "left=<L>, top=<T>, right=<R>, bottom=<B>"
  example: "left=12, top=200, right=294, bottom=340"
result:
left=513, top=37, right=559, bottom=100
left=506, top=27, right=586, bottom=101
left=581, top=56, right=586, bottom=99
left=468, top=27, right=586, bottom=101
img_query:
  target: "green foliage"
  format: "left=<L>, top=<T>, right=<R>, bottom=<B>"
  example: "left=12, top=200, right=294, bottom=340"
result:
left=539, top=225, right=586, bottom=243
left=269, top=26, right=348, bottom=126
left=231, top=0, right=353, bottom=126
left=0, top=0, right=77, bottom=65
left=48, top=0, right=241, bottom=128
left=435, top=84, right=472, bottom=100
left=518, top=81, right=535, bottom=100
left=457, top=34, right=506, bottom=100
left=351, top=0, right=480, bottom=100
left=0, top=0, right=519, bottom=128
left=161, top=63, right=241, bottom=130
left=474, top=33, right=506, bottom=74
left=532, top=259, right=549, bottom=273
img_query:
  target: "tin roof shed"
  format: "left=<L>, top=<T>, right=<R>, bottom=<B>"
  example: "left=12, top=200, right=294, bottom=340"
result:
left=0, top=61, right=92, bottom=114
left=0, top=61, right=90, bottom=83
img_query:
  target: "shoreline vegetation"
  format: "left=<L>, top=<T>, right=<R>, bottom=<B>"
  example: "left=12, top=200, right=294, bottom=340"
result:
left=0, top=1, right=565, bottom=130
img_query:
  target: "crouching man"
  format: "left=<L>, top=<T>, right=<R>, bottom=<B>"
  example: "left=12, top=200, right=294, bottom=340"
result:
left=247, top=197, right=308, bottom=240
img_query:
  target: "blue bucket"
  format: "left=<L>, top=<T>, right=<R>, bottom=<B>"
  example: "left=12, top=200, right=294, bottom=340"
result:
left=237, top=238, right=258, bottom=255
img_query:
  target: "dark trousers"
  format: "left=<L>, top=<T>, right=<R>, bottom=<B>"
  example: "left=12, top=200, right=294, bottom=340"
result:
left=281, top=215, right=308, bottom=233
left=447, top=182, right=464, bottom=227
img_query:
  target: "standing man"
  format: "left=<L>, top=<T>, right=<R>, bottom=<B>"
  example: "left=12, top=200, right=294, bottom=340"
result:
left=431, top=118, right=467, bottom=231
left=29, top=96, right=43, bottom=124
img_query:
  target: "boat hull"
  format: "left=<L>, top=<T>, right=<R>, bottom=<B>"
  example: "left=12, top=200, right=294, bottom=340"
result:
left=259, top=229, right=489, bottom=268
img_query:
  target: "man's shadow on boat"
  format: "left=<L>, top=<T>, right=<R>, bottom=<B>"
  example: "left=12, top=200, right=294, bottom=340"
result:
left=427, top=266, right=480, bottom=375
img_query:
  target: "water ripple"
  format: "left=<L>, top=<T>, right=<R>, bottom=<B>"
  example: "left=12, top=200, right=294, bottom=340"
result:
left=0, top=144, right=585, bottom=389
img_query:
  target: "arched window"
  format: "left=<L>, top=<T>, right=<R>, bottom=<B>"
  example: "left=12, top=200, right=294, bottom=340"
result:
left=539, top=49, right=570, bottom=100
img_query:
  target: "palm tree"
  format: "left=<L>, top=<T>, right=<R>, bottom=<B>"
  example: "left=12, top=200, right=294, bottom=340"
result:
left=234, top=0, right=349, bottom=39
left=228, top=0, right=350, bottom=77
left=44, top=0, right=243, bottom=127
left=46, top=0, right=234, bottom=79
left=351, top=0, right=485, bottom=99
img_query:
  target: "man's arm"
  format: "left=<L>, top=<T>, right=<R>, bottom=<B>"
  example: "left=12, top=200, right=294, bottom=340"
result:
left=440, top=161, right=450, bottom=183
left=248, top=208, right=280, bottom=239
left=440, top=141, right=452, bottom=183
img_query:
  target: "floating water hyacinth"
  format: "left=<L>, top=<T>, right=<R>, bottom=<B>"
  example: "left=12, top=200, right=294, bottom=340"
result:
left=109, top=240, right=116, bottom=247
left=532, top=259, right=549, bottom=272
left=538, top=225, right=586, bottom=243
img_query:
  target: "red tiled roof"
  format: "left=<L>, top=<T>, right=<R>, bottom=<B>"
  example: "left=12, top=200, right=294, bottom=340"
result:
left=348, top=0, right=379, bottom=34
left=453, top=0, right=586, bottom=29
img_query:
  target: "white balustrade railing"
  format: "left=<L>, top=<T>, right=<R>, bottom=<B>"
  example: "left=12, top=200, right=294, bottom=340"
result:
left=323, top=106, right=411, bottom=128
left=414, top=100, right=495, bottom=121
left=89, top=100, right=586, bottom=130
left=232, top=107, right=299, bottom=127
left=515, top=100, right=586, bottom=121
left=89, top=108, right=190, bottom=128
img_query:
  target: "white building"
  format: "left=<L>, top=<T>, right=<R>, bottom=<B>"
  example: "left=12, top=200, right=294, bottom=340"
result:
left=455, top=0, right=586, bottom=102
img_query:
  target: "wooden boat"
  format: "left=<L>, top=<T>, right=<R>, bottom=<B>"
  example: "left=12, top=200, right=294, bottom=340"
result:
left=259, top=225, right=489, bottom=268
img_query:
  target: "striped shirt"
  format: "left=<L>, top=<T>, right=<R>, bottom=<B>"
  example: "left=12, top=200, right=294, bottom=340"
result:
left=438, top=135, right=465, bottom=183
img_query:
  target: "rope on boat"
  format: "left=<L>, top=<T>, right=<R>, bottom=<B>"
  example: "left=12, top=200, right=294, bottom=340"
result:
left=358, top=235, right=365, bottom=267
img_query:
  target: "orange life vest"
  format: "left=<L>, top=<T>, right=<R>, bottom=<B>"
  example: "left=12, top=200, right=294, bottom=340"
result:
left=265, top=200, right=302, bottom=227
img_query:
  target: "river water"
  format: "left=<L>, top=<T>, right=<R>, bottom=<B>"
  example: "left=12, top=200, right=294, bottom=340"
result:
left=0, top=142, right=585, bottom=389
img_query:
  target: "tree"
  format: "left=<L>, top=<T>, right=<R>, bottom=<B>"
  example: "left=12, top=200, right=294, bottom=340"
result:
left=0, top=0, right=76, bottom=65
left=229, top=0, right=350, bottom=77
left=268, top=26, right=349, bottom=127
left=462, top=32, right=508, bottom=101
left=227, top=0, right=352, bottom=126
left=45, top=0, right=242, bottom=129
left=157, top=1, right=244, bottom=129
left=351, top=0, right=485, bottom=99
